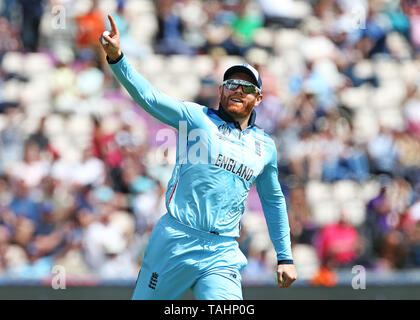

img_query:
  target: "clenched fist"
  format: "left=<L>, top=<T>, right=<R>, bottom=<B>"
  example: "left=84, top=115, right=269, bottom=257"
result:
left=277, top=264, right=298, bottom=288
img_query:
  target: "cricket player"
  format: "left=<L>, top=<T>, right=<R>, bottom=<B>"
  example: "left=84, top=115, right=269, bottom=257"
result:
left=100, top=14, right=297, bottom=300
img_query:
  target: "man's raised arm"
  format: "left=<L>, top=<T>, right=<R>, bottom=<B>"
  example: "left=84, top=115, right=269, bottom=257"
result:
left=100, top=14, right=192, bottom=129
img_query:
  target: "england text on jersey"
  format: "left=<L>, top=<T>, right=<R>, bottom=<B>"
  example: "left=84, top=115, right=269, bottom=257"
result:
left=214, top=153, right=254, bottom=181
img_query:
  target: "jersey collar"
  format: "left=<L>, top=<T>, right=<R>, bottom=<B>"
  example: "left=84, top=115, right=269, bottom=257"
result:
left=214, top=104, right=257, bottom=130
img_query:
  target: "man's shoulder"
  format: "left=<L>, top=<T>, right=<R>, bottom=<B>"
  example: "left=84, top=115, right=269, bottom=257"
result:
left=183, top=103, right=232, bottom=127
left=183, top=101, right=205, bottom=108
left=182, top=101, right=209, bottom=115
left=178, top=101, right=212, bottom=125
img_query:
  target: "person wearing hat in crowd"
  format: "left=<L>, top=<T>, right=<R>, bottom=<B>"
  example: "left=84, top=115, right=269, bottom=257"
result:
left=99, top=14, right=297, bottom=300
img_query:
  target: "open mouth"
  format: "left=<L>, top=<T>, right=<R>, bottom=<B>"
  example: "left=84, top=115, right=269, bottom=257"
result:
left=230, top=98, right=243, bottom=103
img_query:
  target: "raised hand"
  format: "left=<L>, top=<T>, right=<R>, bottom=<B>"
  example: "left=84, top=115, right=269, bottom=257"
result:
left=100, top=14, right=121, bottom=60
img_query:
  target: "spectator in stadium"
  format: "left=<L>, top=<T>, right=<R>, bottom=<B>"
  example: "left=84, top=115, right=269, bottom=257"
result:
left=0, top=0, right=19, bottom=23
left=75, top=0, right=105, bottom=58
left=241, top=248, right=274, bottom=284
left=53, top=217, right=91, bottom=276
left=12, top=216, right=36, bottom=250
left=26, top=222, right=66, bottom=262
left=0, top=224, right=11, bottom=274
left=218, top=0, right=263, bottom=56
left=363, top=178, right=412, bottom=268
left=288, top=128, right=326, bottom=182
left=314, top=211, right=362, bottom=269
left=323, top=137, right=370, bottom=183
left=0, top=17, right=21, bottom=60
left=20, top=0, right=45, bottom=52
left=0, top=106, right=25, bottom=175
left=8, top=141, right=50, bottom=189
left=353, top=3, right=391, bottom=58
left=403, top=194, right=420, bottom=266
left=8, top=179, right=43, bottom=229
left=97, top=228, right=138, bottom=279
left=75, top=48, right=106, bottom=98
left=287, top=182, right=318, bottom=245
left=402, top=0, right=420, bottom=51
left=71, top=147, right=106, bottom=188
left=154, top=0, right=196, bottom=55
left=247, top=48, right=286, bottom=134
left=393, top=130, right=420, bottom=186
left=27, top=116, right=59, bottom=161
left=367, top=126, right=399, bottom=176
left=402, top=83, right=420, bottom=139
left=365, top=182, right=392, bottom=242
left=383, top=0, right=410, bottom=40
left=376, top=229, right=409, bottom=270
left=106, top=0, right=150, bottom=59
left=132, top=180, right=166, bottom=234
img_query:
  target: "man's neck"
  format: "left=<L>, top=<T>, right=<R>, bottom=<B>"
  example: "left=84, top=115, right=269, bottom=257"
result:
left=216, top=105, right=256, bottom=131
left=236, top=117, right=252, bottom=131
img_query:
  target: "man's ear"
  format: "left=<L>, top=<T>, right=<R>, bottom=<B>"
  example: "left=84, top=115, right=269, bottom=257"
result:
left=254, top=94, right=263, bottom=107
left=218, top=85, right=223, bottom=96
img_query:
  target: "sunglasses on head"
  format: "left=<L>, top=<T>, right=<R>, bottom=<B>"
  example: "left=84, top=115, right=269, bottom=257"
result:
left=222, top=79, right=261, bottom=95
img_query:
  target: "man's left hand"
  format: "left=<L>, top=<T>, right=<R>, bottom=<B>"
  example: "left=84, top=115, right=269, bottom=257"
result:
left=277, top=264, right=298, bottom=288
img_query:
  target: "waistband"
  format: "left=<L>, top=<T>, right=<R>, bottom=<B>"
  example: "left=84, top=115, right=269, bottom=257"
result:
left=163, top=213, right=236, bottom=243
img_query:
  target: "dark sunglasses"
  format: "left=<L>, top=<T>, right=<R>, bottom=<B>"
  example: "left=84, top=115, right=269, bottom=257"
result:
left=222, top=79, right=261, bottom=95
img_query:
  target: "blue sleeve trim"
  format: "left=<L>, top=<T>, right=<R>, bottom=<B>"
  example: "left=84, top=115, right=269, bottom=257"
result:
left=107, top=52, right=124, bottom=64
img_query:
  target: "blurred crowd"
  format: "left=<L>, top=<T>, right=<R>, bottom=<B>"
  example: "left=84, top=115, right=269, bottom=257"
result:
left=1, top=0, right=420, bottom=286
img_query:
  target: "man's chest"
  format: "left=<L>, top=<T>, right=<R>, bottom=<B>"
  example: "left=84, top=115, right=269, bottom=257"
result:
left=184, top=118, right=268, bottom=180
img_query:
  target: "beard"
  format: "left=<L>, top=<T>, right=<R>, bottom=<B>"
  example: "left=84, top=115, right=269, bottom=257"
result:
left=219, top=93, right=255, bottom=119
